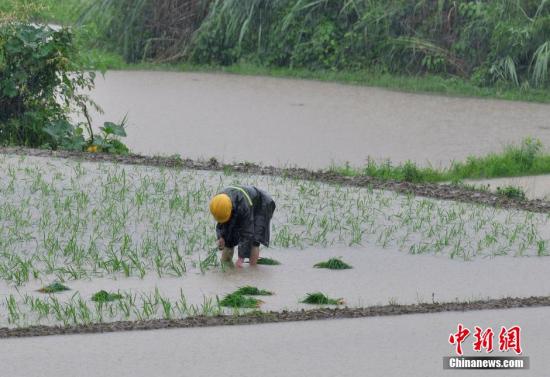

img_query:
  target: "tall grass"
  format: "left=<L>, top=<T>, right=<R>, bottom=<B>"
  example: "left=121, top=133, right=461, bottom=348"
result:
left=189, top=0, right=550, bottom=87
left=79, top=0, right=207, bottom=62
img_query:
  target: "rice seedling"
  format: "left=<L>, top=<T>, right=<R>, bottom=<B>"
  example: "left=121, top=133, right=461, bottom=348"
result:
left=300, top=292, right=344, bottom=306
left=256, top=257, right=281, bottom=265
left=219, top=293, right=263, bottom=309
left=314, top=258, right=352, bottom=270
left=38, top=282, right=70, bottom=294
left=91, top=290, right=123, bottom=303
left=234, top=286, right=273, bottom=296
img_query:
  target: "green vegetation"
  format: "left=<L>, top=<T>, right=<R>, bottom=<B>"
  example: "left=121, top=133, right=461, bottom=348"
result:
left=0, top=0, right=88, bottom=24
left=219, top=286, right=271, bottom=308
left=234, top=286, right=273, bottom=296
left=314, top=258, right=352, bottom=270
left=497, top=186, right=527, bottom=200
left=219, top=293, right=262, bottom=308
left=91, top=290, right=123, bottom=303
left=332, top=138, right=550, bottom=184
left=4, top=1, right=550, bottom=101
left=300, top=292, right=343, bottom=305
left=79, top=0, right=550, bottom=90
left=0, top=21, right=128, bottom=152
left=257, top=257, right=281, bottom=265
left=4, top=289, right=224, bottom=326
left=38, top=282, right=70, bottom=294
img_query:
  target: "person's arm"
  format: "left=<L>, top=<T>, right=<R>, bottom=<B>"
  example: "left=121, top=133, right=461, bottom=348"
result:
left=216, top=223, right=224, bottom=240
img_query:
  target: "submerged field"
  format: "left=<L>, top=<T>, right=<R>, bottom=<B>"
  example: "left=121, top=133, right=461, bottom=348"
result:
left=1, top=154, right=550, bottom=328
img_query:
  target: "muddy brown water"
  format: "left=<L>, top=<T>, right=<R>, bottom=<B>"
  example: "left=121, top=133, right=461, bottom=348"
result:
left=1, top=307, right=546, bottom=376
left=89, top=71, right=550, bottom=169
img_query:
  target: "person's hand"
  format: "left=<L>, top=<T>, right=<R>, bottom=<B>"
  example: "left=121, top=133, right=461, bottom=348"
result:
left=217, top=237, right=225, bottom=250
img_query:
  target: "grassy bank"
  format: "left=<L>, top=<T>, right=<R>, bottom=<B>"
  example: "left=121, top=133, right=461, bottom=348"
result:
left=186, top=64, right=550, bottom=103
left=331, top=138, right=550, bottom=184
left=80, top=55, right=550, bottom=103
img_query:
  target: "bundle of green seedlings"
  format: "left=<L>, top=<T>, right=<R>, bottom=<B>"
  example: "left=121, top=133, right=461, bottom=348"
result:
left=219, top=286, right=273, bottom=309
left=256, top=257, right=281, bottom=265
left=300, top=292, right=344, bottom=306
left=38, top=282, right=70, bottom=293
left=314, top=258, right=352, bottom=270
left=91, top=290, right=123, bottom=303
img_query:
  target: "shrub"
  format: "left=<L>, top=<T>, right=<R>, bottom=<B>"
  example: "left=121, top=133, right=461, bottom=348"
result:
left=0, top=22, right=128, bottom=153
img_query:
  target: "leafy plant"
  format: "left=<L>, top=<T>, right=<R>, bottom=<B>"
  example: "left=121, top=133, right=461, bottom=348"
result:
left=314, top=258, right=352, bottom=270
left=89, top=118, right=129, bottom=154
left=0, top=23, right=95, bottom=148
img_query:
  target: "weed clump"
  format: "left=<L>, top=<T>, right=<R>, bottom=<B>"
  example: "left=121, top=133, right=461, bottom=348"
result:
left=219, top=293, right=262, bottom=308
left=300, top=292, right=344, bottom=305
left=235, top=286, right=273, bottom=296
left=496, top=185, right=526, bottom=200
left=38, top=282, right=70, bottom=293
left=314, top=258, right=352, bottom=270
left=257, top=257, right=281, bottom=265
left=91, top=290, right=123, bottom=303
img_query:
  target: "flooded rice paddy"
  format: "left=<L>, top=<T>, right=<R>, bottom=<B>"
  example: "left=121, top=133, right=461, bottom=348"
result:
left=1, top=154, right=549, bottom=328
left=89, top=71, right=550, bottom=168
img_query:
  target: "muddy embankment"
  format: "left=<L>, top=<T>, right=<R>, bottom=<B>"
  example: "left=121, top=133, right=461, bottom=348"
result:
left=1, top=295, right=549, bottom=338
left=2, top=147, right=550, bottom=214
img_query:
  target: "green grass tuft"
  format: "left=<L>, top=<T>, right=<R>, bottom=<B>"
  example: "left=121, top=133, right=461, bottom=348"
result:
left=300, top=292, right=344, bottom=305
left=219, top=293, right=262, bottom=308
left=234, top=286, right=273, bottom=296
left=496, top=185, right=526, bottom=200
left=314, top=258, right=352, bottom=270
left=257, top=257, right=281, bottom=265
left=91, top=290, right=123, bottom=303
left=331, top=138, right=550, bottom=184
left=38, top=282, right=70, bottom=293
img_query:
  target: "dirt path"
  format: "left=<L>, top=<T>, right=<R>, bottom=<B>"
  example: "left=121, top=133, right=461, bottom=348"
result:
left=89, top=71, right=550, bottom=169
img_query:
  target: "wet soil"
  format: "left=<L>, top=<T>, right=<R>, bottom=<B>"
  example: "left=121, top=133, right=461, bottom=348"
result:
left=1, top=295, right=549, bottom=338
left=2, top=147, right=550, bottom=214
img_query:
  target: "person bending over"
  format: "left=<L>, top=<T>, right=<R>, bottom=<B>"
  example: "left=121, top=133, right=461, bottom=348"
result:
left=209, top=185, right=276, bottom=267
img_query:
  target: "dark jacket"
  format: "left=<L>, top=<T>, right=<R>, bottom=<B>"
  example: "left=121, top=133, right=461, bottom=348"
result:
left=216, top=185, right=275, bottom=258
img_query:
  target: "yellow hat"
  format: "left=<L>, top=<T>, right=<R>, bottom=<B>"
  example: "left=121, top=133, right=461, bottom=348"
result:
left=209, top=193, right=232, bottom=223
